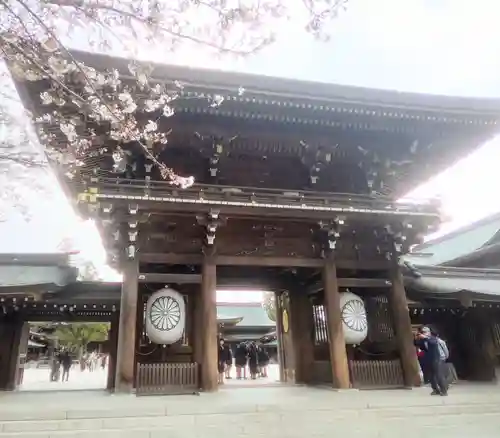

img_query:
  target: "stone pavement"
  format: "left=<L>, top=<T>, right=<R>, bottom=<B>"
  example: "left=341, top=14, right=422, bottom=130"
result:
left=1, top=384, right=500, bottom=438
left=20, top=367, right=107, bottom=392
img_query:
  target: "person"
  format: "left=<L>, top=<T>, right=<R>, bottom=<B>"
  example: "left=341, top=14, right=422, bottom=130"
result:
left=257, top=345, right=270, bottom=378
left=416, top=346, right=431, bottom=385
left=217, top=338, right=227, bottom=384
left=414, top=327, right=448, bottom=396
left=234, top=342, right=248, bottom=379
left=49, top=354, right=60, bottom=382
left=101, top=354, right=107, bottom=370
left=433, top=330, right=454, bottom=385
left=59, top=350, right=72, bottom=382
left=247, top=341, right=259, bottom=380
left=224, top=344, right=233, bottom=379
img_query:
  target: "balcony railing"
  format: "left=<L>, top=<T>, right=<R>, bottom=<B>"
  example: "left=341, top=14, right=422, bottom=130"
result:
left=92, top=177, right=440, bottom=218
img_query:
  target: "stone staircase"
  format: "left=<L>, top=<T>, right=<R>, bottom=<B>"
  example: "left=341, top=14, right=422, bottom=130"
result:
left=1, top=386, right=500, bottom=438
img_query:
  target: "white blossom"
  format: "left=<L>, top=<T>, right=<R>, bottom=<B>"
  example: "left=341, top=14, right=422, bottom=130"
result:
left=145, top=120, right=157, bottom=133
left=163, top=105, right=174, bottom=117
left=211, top=94, right=225, bottom=107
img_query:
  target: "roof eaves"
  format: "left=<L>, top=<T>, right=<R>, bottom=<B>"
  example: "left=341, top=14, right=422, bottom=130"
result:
left=70, top=50, right=500, bottom=118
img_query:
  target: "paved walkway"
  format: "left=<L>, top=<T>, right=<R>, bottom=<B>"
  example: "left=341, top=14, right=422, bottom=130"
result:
left=20, top=367, right=107, bottom=392
left=222, top=363, right=281, bottom=388
left=1, top=384, right=500, bottom=437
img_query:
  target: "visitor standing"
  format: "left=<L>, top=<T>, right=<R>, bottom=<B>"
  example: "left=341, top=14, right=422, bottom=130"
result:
left=415, top=327, right=448, bottom=396
left=247, top=341, right=259, bottom=380
left=59, top=350, right=72, bottom=382
left=257, top=345, right=270, bottom=378
left=217, top=338, right=227, bottom=384
left=235, top=342, right=248, bottom=379
left=224, top=343, right=233, bottom=379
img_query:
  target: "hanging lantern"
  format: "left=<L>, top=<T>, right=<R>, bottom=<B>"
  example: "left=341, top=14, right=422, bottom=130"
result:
left=339, top=291, right=368, bottom=345
left=145, top=287, right=186, bottom=345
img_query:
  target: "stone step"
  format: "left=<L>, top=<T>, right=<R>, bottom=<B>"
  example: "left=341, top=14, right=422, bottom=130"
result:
left=1, top=402, right=500, bottom=437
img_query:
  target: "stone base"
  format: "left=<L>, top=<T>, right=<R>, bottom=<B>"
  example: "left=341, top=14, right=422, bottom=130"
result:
left=1, top=385, right=500, bottom=438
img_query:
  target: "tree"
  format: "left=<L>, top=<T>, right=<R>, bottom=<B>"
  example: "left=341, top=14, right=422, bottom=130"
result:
left=0, top=0, right=348, bottom=198
left=54, top=322, right=109, bottom=356
left=262, top=291, right=276, bottom=322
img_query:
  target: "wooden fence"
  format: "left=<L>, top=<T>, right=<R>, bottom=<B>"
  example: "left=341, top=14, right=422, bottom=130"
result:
left=350, top=359, right=404, bottom=388
left=136, top=362, right=199, bottom=396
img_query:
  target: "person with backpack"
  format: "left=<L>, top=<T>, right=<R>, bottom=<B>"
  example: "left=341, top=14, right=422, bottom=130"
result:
left=415, top=326, right=448, bottom=396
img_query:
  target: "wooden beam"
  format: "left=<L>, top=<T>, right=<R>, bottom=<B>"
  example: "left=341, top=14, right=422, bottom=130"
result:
left=307, top=277, right=391, bottom=293
left=138, top=273, right=202, bottom=284
left=139, top=253, right=202, bottom=264
left=103, top=197, right=437, bottom=223
left=19, top=313, right=115, bottom=322
left=139, top=253, right=390, bottom=270
left=215, top=255, right=323, bottom=268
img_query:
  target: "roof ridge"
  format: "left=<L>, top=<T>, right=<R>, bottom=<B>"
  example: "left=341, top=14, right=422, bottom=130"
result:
left=71, top=49, right=500, bottom=115
left=412, top=211, right=500, bottom=251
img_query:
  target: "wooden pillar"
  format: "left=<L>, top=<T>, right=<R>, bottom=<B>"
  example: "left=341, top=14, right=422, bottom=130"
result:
left=15, top=322, right=29, bottom=387
left=289, top=290, right=315, bottom=384
left=388, top=263, right=421, bottom=387
left=115, top=258, right=139, bottom=393
left=192, top=288, right=204, bottom=381
left=107, top=315, right=119, bottom=391
left=0, top=315, right=24, bottom=391
left=323, top=257, right=350, bottom=389
left=200, top=256, right=218, bottom=391
left=275, top=291, right=285, bottom=382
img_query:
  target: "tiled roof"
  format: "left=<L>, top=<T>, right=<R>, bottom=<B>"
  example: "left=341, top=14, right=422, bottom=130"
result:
left=405, top=213, right=500, bottom=266
left=217, top=303, right=274, bottom=327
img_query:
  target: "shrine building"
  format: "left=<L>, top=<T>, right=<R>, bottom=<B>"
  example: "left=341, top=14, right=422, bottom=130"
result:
left=3, top=50, right=500, bottom=394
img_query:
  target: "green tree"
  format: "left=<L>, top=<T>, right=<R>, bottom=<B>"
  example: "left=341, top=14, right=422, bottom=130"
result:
left=262, top=291, right=276, bottom=322
left=54, top=322, right=109, bottom=356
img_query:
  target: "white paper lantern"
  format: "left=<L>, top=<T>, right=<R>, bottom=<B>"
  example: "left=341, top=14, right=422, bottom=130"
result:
left=339, top=291, right=368, bottom=345
left=145, top=287, right=186, bottom=345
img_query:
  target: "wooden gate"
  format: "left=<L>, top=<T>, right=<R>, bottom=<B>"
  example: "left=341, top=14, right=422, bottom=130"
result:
left=136, top=362, right=199, bottom=395
left=350, top=359, right=404, bottom=388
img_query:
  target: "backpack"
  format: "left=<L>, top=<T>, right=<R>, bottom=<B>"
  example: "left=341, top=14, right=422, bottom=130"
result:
left=437, top=338, right=449, bottom=361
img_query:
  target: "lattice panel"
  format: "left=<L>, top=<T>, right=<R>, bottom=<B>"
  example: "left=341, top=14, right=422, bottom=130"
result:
left=365, top=295, right=395, bottom=343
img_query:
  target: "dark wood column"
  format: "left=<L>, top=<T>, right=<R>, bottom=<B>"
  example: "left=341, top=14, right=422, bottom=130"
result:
left=200, top=255, right=218, bottom=391
left=323, top=257, right=350, bottom=389
left=388, top=263, right=421, bottom=387
left=107, top=315, right=119, bottom=391
left=15, top=323, right=29, bottom=387
left=192, top=288, right=203, bottom=377
left=115, top=258, right=139, bottom=392
left=0, top=315, right=24, bottom=391
left=275, top=291, right=285, bottom=382
left=289, top=289, right=315, bottom=384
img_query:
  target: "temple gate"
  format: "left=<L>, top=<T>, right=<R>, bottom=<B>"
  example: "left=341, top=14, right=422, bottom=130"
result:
left=6, top=49, right=500, bottom=393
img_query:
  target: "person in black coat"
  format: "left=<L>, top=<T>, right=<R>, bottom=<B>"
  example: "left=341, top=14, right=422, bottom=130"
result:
left=257, top=345, right=270, bottom=378
left=414, top=327, right=448, bottom=396
left=247, top=342, right=259, bottom=380
left=224, top=343, right=233, bottom=379
left=217, top=338, right=228, bottom=384
left=234, top=342, right=248, bottom=379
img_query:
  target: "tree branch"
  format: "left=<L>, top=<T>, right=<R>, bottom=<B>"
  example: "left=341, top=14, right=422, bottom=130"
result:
left=42, top=0, right=272, bottom=54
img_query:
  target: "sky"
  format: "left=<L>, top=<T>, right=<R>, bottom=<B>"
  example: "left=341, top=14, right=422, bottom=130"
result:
left=2, top=0, right=500, bottom=300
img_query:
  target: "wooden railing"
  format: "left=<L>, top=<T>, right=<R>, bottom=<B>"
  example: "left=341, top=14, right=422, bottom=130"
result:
left=350, top=359, right=404, bottom=388
left=136, top=362, right=199, bottom=396
left=92, top=177, right=440, bottom=218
